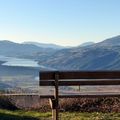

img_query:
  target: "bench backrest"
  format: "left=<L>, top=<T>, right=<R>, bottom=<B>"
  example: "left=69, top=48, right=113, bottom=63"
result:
left=40, top=71, right=120, bottom=86
left=39, top=71, right=120, bottom=120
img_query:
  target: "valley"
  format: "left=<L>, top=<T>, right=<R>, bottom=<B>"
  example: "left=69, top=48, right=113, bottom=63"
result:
left=1, top=35, right=120, bottom=94
left=0, top=56, right=47, bottom=93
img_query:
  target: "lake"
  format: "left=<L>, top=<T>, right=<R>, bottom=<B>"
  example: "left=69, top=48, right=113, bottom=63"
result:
left=0, top=55, right=45, bottom=68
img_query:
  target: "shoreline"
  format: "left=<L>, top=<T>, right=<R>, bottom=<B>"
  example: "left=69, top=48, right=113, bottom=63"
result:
left=0, top=61, right=6, bottom=65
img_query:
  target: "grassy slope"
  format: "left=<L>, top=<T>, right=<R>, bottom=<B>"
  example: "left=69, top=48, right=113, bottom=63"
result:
left=0, top=109, right=51, bottom=120
left=0, top=109, right=120, bottom=120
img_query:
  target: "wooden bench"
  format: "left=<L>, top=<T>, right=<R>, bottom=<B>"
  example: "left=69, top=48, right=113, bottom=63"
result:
left=39, top=71, right=120, bottom=120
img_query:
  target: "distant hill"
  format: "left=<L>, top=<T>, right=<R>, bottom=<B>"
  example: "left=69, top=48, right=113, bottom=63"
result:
left=39, top=35, right=120, bottom=70
left=79, top=42, right=95, bottom=47
left=98, top=35, right=120, bottom=46
left=0, top=40, right=58, bottom=58
left=22, top=41, right=65, bottom=49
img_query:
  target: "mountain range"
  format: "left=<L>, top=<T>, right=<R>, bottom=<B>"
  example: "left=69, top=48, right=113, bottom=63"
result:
left=39, top=35, right=120, bottom=70
left=0, top=40, right=61, bottom=58
left=22, top=41, right=65, bottom=49
left=1, top=35, right=120, bottom=70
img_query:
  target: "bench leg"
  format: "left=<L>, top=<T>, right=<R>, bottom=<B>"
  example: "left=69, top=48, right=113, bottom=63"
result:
left=52, top=107, right=58, bottom=120
left=49, top=72, right=59, bottom=120
left=49, top=99, right=59, bottom=120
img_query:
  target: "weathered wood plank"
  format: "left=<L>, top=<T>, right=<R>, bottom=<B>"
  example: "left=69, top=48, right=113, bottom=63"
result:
left=40, top=79, right=120, bottom=86
left=40, top=71, right=120, bottom=80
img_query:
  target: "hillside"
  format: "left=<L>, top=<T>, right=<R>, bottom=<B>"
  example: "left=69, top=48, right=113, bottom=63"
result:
left=0, top=109, right=120, bottom=120
left=0, top=110, right=120, bottom=120
left=79, top=42, right=95, bottom=47
left=39, top=35, right=120, bottom=70
left=23, top=41, right=65, bottom=49
left=0, top=97, right=120, bottom=120
left=0, top=40, right=57, bottom=58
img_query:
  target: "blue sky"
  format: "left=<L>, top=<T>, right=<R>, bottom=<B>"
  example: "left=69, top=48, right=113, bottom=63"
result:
left=0, top=0, right=120, bottom=46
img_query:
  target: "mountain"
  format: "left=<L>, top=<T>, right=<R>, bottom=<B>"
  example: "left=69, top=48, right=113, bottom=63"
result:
left=1, top=36, right=120, bottom=71
left=79, top=42, right=95, bottom=47
left=22, top=41, right=65, bottom=49
left=39, top=35, right=120, bottom=70
left=98, top=35, right=120, bottom=46
left=0, top=40, right=57, bottom=58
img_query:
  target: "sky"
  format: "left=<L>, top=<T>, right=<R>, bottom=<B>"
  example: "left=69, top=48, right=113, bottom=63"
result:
left=0, top=0, right=120, bottom=46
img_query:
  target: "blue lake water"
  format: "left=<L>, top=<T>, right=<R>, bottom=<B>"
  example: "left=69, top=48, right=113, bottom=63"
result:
left=0, top=55, right=43, bottom=68
left=0, top=55, right=56, bottom=71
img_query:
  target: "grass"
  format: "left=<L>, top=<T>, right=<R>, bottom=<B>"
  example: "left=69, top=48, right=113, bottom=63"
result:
left=0, top=109, right=120, bottom=120
left=0, top=109, right=51, bottom=120
left=60, top=112, right=120, bottom=120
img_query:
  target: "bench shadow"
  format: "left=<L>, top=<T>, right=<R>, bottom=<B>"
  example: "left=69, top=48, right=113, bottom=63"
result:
left=0, top=112, right=39, bottom=120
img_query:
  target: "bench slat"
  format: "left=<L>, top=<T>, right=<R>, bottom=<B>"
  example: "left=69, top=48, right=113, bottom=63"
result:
left=40, top=71, right=120, bottom=80
left=40, top=92, right=120, bottom=98
left=40, top=79, right=120, bottom=86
